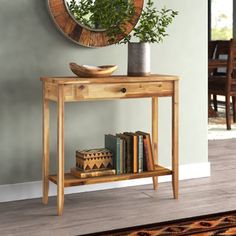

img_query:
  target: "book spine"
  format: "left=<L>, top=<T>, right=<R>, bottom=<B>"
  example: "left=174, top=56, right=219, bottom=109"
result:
left=71, top=168, right=116, bottom=178
left=123, top=139, right=127, bottom=174
left=138, top=135, right=143, bottom=173
left=126, top=137, right=133, bottom=173
left=105, top=135, right=120, bottom=175
left=148, top=135, right=155, bottom=170
left=120, top=139, right=123, bottom=174
left=143, top=136, right=154, bottom=171
left=133, top=135, right=138, bottom=173
left=116, top=138, right=121, bottom=175
left=80, top=170, right=115, bottom=178
left=143, top=138, right=150, bottom=170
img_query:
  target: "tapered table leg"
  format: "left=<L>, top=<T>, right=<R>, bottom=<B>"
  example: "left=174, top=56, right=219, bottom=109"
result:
left=152, top=97, right=158, bottom=190
left=172, top=81, right=179, bottom=199
left=57, top=85, right=65, bottom=216
left=42, top=82, right=50, bottom=205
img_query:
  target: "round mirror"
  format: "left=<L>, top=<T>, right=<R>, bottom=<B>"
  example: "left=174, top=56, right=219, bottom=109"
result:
left=47, top=0, right=144, bottom=47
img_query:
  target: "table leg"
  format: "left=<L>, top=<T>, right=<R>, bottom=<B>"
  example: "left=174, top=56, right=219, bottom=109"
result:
left=42, top=82, right=50, bottom=205
left=172, top=81, right=179, bottom=199
left=152, top=97, right=158, bottom=190
left=57, top=85, right=65, bottom=216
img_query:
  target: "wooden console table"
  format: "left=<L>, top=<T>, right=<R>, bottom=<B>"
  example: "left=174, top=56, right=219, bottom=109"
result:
left=40, top=75, right=179, bottom=216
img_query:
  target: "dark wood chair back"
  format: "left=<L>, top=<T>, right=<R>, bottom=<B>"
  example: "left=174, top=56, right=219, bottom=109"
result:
left=215, top=40, right=230, bottom=59
left=208, top=41, right=218, bottom=76
left=214, top=40, right=230, bottom=76
left=208, top=41, right=217, bottom=59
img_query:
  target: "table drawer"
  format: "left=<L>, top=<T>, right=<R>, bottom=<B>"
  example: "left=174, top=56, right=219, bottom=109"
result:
left=75, top=82, right=173, bottom=100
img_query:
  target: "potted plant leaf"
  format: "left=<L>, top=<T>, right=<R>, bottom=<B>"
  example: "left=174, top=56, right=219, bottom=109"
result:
left=67, top=0, right=135, bottom=42
left=122, top=0, right=178, bottom=76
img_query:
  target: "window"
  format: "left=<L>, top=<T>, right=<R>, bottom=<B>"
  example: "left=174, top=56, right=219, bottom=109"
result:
left=211, top=0, right=233, bottom=40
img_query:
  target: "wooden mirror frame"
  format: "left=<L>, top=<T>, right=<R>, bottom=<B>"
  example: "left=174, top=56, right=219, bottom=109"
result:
left=48, top=0, right=144, bottom=48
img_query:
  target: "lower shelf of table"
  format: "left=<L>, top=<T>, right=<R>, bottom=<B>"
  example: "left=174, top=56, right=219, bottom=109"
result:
left=49, top=165, right=172, bottom=187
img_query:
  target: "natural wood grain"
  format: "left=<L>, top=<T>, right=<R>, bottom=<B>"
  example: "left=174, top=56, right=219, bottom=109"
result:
left=42, top=82, right=50, bottom=205
left=57, top=85, right=65, bottom=216
left=74, top=82, right=173, bottom=101
left=172, top=80, right=179, bottom=199
left=40, top=75, right=179, bottom=85
left=41, top=75, right=178, bottom=103
left=47, top=0, right=144, bottom=47
left=40, top=75, right=179, bottom=215
left=49, top=165, right=172, bottom=187
left=152, top=97, right=158, bottom=190
left=44, top=82, right=57, bottom=101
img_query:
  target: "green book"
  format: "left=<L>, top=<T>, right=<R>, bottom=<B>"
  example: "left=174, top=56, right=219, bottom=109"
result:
left=117, top=134, right=127, bottom=174
left=105, top=134, right=121, bottom=175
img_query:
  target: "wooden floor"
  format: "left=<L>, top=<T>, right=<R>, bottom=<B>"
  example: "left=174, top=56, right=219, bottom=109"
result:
left=1, top=139, right=236, bottom=236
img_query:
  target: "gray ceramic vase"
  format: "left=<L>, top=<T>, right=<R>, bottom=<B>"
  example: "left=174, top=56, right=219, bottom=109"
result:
left=128, top=42, right=150, bottom=76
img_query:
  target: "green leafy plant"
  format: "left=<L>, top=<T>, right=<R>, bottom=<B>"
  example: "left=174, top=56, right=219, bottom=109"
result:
left=67, top=0, right=178, bottom=44
left=68, top=0, right=94, bottom=28
left=67, top=0, right=135, bottom=43
left=123, top=0, right=178, bottom=43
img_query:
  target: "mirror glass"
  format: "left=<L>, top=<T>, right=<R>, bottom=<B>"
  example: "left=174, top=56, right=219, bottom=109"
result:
left=64, top=0, right=106, bottom=31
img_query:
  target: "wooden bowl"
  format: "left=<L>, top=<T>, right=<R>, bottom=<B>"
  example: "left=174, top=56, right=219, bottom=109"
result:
left=69, top=63, right=118, bottom=78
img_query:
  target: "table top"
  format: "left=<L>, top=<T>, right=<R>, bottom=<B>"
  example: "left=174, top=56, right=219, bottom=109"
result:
left=40, top=74, right=179, bottom=85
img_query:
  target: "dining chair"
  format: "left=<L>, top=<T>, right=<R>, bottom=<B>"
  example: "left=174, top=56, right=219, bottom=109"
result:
left=208, top=38, right=236, bottom=130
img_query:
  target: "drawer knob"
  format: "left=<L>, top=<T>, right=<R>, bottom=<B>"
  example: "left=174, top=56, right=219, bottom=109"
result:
left=121, top=88, right=127, bottom=93
left=79, top=85, right=85, bottom=90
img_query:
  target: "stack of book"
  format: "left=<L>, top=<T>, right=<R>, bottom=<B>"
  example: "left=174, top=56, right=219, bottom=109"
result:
left=105, top=131, right=155, bottom=175
left=71, top=148, right=116, bottom=178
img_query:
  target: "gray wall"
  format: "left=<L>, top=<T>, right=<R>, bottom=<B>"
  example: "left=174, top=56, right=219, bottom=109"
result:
left=0, top=0, right=208, bottom=185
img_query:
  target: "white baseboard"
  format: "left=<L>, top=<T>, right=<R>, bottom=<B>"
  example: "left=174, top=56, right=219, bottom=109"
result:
left=0, top=162, right=210, bottom=203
